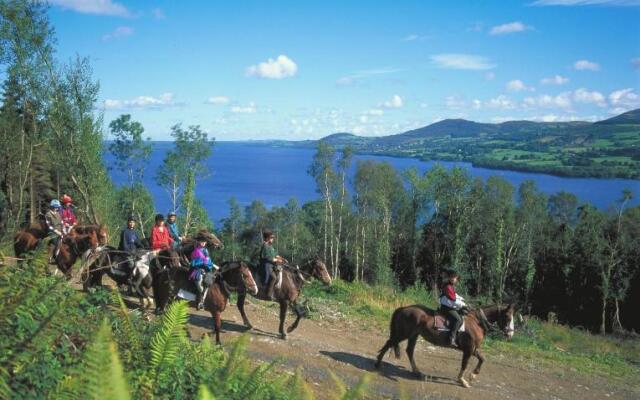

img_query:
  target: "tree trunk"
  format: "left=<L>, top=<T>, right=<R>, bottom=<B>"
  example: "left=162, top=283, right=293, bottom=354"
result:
left=600, top=295, right=607, bottom=334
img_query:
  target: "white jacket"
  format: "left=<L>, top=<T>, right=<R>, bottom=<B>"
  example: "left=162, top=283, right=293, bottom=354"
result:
left=439, top=293, right=467, bottom=310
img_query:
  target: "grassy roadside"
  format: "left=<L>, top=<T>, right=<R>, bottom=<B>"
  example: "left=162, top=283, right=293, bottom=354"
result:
left=301, top=280, right=640, bottom=386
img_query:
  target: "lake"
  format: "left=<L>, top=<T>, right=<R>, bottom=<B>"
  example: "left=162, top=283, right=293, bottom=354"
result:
left=104, top=141, right=640, bottom=225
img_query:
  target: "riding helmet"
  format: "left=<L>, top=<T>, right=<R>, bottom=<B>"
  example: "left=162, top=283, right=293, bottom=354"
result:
left=50, top=199, right=61, bottom=208
left=61, top=194, right=73, bottom=204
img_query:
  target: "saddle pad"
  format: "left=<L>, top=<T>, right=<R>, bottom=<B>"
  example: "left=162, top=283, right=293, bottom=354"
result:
left=434, top=314, right=465, bottom=332
left=177, top=289, right=196, bottom=301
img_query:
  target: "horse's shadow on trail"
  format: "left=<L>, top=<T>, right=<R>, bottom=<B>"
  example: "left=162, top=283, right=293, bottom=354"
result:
left=187, top=313, right=282, bottom=340
left=319, top=351, right=459, bottom=386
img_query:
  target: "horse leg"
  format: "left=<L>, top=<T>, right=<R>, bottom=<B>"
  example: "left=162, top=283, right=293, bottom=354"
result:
left=405, top=334, right=425, bottom=380
left=469, top=349, right=485, bottom=381
left=278, top=300, right=288, bottom=340
left=375, top=340, right=393, bottom=369
left=457, top=350, right=472, bottom=388
left=213, top=310, right=222, bottom=345
left=286, top=301, right=303, bottom=334
left=236, top=293, right=253, bottom=329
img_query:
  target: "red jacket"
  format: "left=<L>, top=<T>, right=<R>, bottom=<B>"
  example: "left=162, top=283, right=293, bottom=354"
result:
left=442, top=283, right=456, bottom=301
left=150, top=225, right=173, bottom=250
left=60, top=206, right=77, bottom=226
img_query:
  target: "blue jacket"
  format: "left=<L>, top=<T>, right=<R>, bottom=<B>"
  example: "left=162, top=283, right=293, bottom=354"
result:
left=119, top=228, right=144, bottom=253
left=167, top=222, right=181, bottom=244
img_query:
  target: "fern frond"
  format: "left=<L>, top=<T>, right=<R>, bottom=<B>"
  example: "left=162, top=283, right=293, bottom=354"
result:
left=328, top=370, right=347, bottom=400
left=111, top=291, right=142, bottom=362
left=219, top=334, right=249, bottom=383
left=286, top=368, right=314, bottom=400
left=52, top=320, right=130, bottom=400
left=198, top=385, right=218, bottom=400
left=340, top=373, right=370, bottom=400
left=235, top=359, right=279, bottom=399
left=148, top=300, right=189, bottom=385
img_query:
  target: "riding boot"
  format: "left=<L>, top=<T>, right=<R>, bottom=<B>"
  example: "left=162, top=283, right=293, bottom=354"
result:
left=449, top=331, right=457, bottom=347
left=196, top=275, right=205, bottom=310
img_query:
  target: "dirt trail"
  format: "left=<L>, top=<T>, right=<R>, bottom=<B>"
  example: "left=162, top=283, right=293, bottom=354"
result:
left=184, top=297, right=637, bottom=400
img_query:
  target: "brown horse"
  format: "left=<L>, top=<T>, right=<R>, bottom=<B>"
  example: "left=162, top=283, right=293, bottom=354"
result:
left=375, top=304, right=516, bottom=388
left=152, top=260, right=258, bottom=344
left=236, top=257, right=332, bottom=339
left=13, top=216, right=49, bottom=258
left=203, top=262, right=258, bottom=345
left=70, top=224, right=108, bottom=245
left=54, top=232, right=99, bottom=278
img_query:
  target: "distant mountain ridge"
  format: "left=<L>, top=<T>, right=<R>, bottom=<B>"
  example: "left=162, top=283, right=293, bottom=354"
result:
left=290, top=108, right=640, bottom=179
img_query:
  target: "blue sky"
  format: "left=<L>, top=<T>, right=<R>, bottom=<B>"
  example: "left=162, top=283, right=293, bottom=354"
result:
left=48, top=0, right=640, bottom=140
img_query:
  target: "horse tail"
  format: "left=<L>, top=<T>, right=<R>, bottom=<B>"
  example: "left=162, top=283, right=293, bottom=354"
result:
left=389, top=308, right=402, bottom=359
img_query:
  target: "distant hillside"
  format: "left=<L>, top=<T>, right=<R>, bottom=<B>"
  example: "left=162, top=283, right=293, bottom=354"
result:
left=595, top=108, right=640, bottom=125
left=303, top=109, right=640, bottom=179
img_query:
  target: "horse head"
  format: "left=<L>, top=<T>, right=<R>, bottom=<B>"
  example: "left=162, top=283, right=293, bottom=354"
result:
left=499, top=303, right=516, bottom=339
left=96, top=224, right=108, bottom=245
left=237, top=262, right=258, bottom=295
left=196, top=229, right=224, bottom=250
left=304, top=256, right=332, bottom=286
left=157, top=248, right=182, bottom=270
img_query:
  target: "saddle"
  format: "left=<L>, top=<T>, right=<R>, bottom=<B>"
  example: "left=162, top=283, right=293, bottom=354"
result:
left=434, top=313, right=466, bottom=332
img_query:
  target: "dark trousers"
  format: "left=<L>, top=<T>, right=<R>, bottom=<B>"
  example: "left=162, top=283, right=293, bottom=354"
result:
left=263, top=262, right=276, bottom=285
left=442, top=305, right=463, bottom=335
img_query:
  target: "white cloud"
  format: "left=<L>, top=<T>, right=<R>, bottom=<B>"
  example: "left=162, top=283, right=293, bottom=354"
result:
left=104, top=92, right=181, bottom=110
left=152, top=8, right=165, bottom=19
left=472, top=99, right=483, bottom=109
left=573, top=88, right=606, bottom=106
left=490, top=21, right=531, bottom=35
left=381, top=94, right=403, bottom=108
left=537, top=92, right=573, bottom=109
left=365, top=109, right=385, bottom=116
left=359, top=116, right=369, bottom=123
left=206, top=96, right=230, bottom=105
left=609, top=88, right=640, bottom=110
left=632, top=58, right=640, bottom=69
left=445, top=95, right=466, bottom=110
left=102, top=26, right=133, bottom=41
left=531, top=0, right=640, bottom=6
left=431, top=54, right=496, bottom=70
left=230, top=102, right=257, bottom=113
left=484, top=71, right=496, bottom=80
left=401, top=34, right=430, bottom=42
left=486, top=95, right=517, bottom=109
left=541, top=75, right=569, bottom=85
left=574, top=59, right=600, bottom=71
left=420, top=103, right=429, bottom=109
left=506, top=79, right=534, bottom=91
left=49, top=0, right=130, bottom=17
left=246, top=55, right=298, bottom=79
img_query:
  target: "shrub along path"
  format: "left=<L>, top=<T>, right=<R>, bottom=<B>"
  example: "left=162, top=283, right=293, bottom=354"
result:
left=183, top=296, right=638, bottom=400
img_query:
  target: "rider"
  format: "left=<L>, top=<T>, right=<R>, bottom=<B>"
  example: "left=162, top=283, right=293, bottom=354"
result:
left=119, top=216, right=145, bottom=270
left=439, top=269, right=467, bottom=347
left=60, top=194, right=77, bottom=235
left=166, top=211, right=183, bottom=248
left=259, top=230, right=286, bottom=301
left=190, top=234, right=219, bottom=310
left=45, top=199, right=64, bottom=261
left=150, top=214, right=173, bottom=250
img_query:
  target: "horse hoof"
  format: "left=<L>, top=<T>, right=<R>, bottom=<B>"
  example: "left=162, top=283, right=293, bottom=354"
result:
left=279, top=333, right=287, bottom=340
left=374, top=361, right=382, bottom=369
left=413, top=372, right=426, bottom=381
left=469, top=373, right=478, bottom=382
left=459, top=377, right=471, bottom=388
left=286, top=326, right=294, bottom=333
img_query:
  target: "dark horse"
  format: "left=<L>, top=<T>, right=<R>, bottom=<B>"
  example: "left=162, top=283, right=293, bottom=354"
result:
left=54, top=232, right=99, bottom=278
left=70, top=224, right=109, bottom=245
left=375, top=303, right=516, bottom=388
left=152, top=261, right=258, bottom=344
left=83, top=247, right=181, bottom=309
left=175, top=229, right=224, bottom=267
left=13, top=216, right=49, bottom=258
left=235, top=257, right=332, bottom=340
